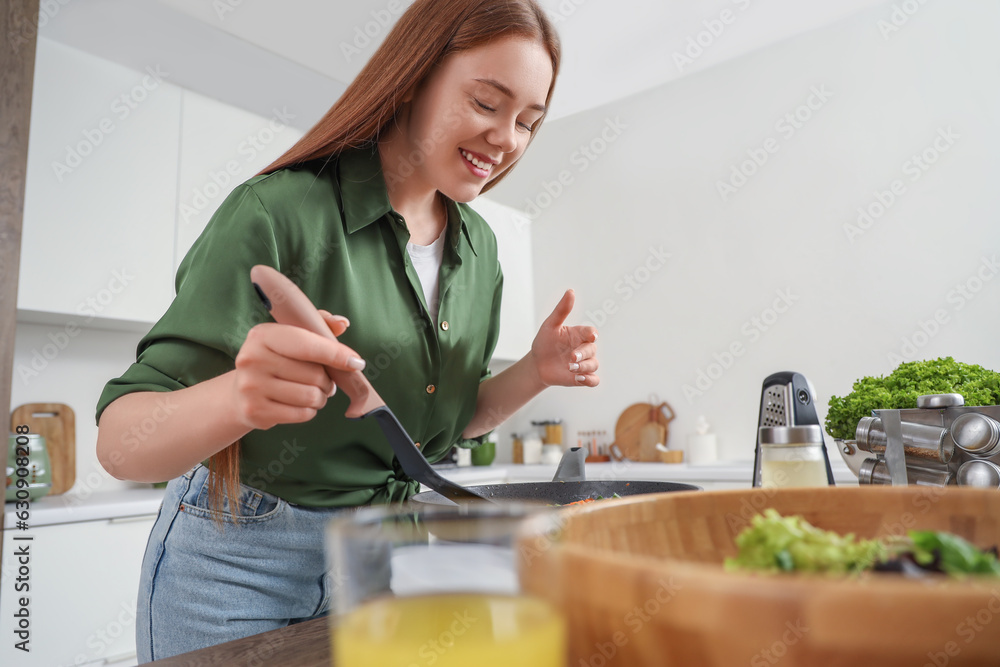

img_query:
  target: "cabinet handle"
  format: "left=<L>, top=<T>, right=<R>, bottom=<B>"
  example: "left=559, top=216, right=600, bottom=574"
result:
left=108, top=514, right=157, bottom=525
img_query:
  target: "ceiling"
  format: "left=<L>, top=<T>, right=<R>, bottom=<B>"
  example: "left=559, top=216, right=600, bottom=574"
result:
left=41, top=0, right=889, bottom=129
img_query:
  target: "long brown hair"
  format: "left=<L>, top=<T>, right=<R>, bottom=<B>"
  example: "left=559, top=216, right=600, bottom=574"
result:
left=210, top=0, right=560, bottom=515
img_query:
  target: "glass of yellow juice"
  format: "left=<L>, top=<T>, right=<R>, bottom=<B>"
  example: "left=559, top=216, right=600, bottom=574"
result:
left=326, top=503, right=566, bottom=667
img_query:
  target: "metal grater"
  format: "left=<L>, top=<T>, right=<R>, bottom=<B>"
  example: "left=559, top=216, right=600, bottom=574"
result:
left=760, top=384, right=792, bottom=427
left=752, top=372, right=836, bottom=487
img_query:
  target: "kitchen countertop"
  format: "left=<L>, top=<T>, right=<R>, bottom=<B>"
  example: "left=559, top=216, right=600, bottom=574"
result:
left=147, top=616, right=329, bottom=666
left=2, top=486, right=164, bottom=528
left=3, top=459, right=859, bottom=528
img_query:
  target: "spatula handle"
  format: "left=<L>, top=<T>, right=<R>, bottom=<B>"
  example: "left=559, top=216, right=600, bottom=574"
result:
left=249, top=265, right=384, bottom=419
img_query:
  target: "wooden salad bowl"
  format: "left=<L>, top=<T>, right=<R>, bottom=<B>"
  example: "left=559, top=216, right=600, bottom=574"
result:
left=517, top=486, right=1000, bottom=666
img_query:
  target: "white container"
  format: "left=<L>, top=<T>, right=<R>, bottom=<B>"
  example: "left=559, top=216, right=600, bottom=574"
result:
left=687, top=434, right=717, bottom=465
left=456, top=448, right=472, bottom=467
left=522, top=435, right=543, bottom=465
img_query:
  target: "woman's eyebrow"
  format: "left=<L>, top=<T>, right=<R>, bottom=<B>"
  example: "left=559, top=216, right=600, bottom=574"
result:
left=474, top=77, right=546, bottom=113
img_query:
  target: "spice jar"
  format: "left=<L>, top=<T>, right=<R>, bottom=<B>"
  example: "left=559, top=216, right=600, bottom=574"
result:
left=758, top=425, right=828, bottom=488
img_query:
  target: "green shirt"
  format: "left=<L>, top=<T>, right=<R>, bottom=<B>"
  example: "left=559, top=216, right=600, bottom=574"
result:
left=96, top=147, right=503, bottom=506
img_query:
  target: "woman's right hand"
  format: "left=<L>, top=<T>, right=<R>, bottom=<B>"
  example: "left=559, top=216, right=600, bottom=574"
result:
left=231, top=312, right=366, bottom=430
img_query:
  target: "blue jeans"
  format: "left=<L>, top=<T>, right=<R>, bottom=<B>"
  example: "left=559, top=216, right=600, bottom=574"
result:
left=136, top=464, right=354, bottom=663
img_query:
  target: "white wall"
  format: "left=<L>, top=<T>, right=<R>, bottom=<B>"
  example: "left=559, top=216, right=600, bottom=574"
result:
left=487, top=0, right=1000, bottom=461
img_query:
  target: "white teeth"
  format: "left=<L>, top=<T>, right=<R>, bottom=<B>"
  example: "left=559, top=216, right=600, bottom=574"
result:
left=461, top=150, right=491, bottom=171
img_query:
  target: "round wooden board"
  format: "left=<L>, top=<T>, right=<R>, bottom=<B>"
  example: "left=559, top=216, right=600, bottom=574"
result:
left=613, top=402, right=674, bottom=461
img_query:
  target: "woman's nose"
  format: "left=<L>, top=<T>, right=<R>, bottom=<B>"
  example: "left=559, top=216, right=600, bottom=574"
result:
left=486, top=120, right=518, bottom=155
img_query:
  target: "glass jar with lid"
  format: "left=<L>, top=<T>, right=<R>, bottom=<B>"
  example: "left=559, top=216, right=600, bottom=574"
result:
left=758, top=425, right=829, bottom=488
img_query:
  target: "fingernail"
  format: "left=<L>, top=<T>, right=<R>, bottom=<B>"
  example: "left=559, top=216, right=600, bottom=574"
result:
left=575, top=375, right=586, bottom=383
left=573, top=352, right=582, bottom=362
left=348, top=357, right=367, bottom=371
left=592, top=333, right=599, bottom=342
left=568, top=362, right=580, bottom=372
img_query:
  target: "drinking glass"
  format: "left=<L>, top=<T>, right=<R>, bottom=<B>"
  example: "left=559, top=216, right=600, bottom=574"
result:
left=326, top=503, right=565, bottom=666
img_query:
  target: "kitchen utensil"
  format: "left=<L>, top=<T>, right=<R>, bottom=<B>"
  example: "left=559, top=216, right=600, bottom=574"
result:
left=859, top=457, right=953, bottom=486
left=950, top=412, right=1000, bottom=457
left=611, top=401, right=674, bottom=461
left=327, top=503, right=567, bottom=667
left=552, top=446, right=586, bottom=482
left=249, top=264, right=492, bottom=505
left=519, top=486, right=1000, bottom=667
left=840, top=395, right=1000, bottom=487
left=956, top=459, right=1000, bottom=488
left=758, top=425, right=828, bottom=488
left=751, top=372, right=835, bottom=487
left=6, top=433, right=52, bottom=501
left=855, top=416, right=954, bottom=463
left=11, top=403, right=75, bottom=495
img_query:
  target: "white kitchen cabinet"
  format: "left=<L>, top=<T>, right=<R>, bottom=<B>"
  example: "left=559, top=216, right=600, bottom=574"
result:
left=175, top=90, right=304, bottom=270
left=469, top=198, right=535, bottom=362
left=18, top=38, right=180, bottom=325
left=0, top=513, right=155, bottom=667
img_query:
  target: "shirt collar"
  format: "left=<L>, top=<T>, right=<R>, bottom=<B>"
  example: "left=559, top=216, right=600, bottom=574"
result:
left=337, top=146, right=478, bottom=256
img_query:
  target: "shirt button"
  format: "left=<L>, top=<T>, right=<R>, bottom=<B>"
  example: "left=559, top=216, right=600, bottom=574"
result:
left=440, top=321, right=449, bottom=331
left=426, top=384, right=436, bottom=394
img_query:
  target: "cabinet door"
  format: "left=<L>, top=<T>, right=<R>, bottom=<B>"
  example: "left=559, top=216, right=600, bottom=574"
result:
left=18, top=38, right=180, bottom=325
left=0, top=514, right=156, bottom=667
left=468, top=198, right=535, bottom=361
left=175, top=90, right=304, bottom=270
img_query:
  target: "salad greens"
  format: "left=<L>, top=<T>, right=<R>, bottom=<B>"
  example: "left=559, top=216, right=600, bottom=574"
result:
left=725, top=509, right=1000, bottom=578
left=909, top=530, right=1000, bottom=577
left=825, top=357, right=1000, bottom=441
left=724, top=509, right=885, bottom=574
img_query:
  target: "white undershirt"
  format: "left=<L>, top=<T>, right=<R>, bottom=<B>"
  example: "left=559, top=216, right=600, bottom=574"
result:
left=406, top=231, right=446, bottom=322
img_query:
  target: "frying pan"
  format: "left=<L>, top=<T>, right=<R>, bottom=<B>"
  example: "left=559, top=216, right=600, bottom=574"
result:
left=409, top=479, right=701, bottom=506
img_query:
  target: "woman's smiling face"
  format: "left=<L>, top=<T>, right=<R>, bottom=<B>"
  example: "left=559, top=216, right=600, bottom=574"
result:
left=388, top=36, right=553, bottom=203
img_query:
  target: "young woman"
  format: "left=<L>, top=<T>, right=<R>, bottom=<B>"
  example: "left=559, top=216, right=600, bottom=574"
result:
left=96, top=0, right=599, bottom=661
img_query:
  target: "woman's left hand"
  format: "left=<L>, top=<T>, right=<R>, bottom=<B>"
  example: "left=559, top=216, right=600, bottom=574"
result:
left=530, top=289, right=600, bottom=388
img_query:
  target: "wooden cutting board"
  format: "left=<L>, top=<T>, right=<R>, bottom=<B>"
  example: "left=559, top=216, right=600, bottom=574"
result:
left=612, top=401, right=675, bottom=461
left=11, top=403, right=76, bottom=495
